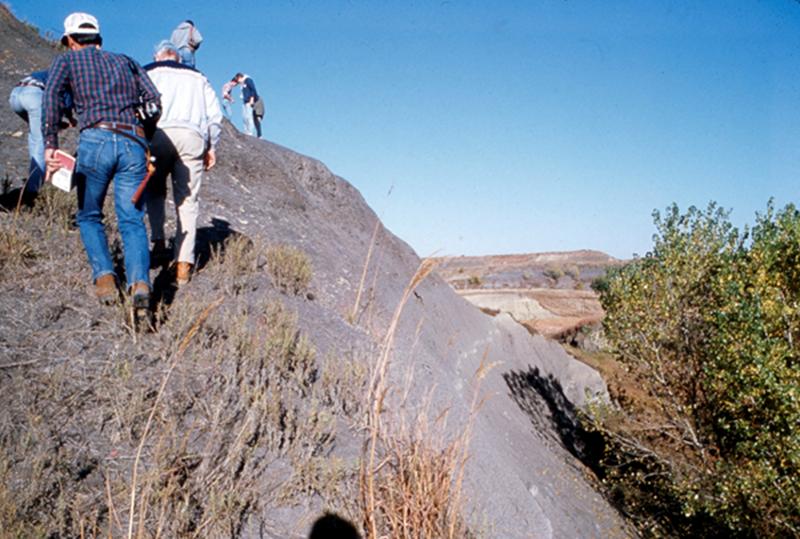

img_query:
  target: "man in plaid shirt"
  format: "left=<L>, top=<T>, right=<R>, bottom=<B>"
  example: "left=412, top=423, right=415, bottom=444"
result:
left=43, top=12, right=161, bottom=309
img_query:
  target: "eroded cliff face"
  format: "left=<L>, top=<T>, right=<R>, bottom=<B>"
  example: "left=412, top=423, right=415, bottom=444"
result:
left=0, top=7, right=630, bottom=537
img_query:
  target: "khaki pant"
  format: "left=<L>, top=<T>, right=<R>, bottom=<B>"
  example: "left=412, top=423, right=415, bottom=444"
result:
left=146, top=127, right=205, bottom=265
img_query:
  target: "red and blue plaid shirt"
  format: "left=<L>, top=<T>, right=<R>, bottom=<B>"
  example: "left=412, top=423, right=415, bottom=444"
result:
left=43, top=46, right=160, bottom=149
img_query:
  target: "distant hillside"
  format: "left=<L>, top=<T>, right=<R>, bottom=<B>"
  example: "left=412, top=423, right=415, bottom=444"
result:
left=430, top=250, right=622, bottom=340
left=430, top=249, right=623, bottom=291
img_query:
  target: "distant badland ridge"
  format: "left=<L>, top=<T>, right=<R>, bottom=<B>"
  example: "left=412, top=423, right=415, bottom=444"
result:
left=431, top=249, right=623, bottom=290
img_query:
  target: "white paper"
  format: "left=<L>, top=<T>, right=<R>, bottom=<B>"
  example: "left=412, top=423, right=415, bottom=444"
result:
left=51, top=168, right=74, bottom=192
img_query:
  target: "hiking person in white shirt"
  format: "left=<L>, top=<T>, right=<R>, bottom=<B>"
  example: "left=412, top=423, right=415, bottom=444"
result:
left=144, top=40, right=222, bottom=285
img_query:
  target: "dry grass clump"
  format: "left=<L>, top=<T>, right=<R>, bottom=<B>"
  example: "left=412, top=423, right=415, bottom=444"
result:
left=266, top=243, right=313, bottom=295
left=208, top=232, right=261, bottom=294
left=206, top=236, right=312, bottom=296
left=364, top=404, right=474, bottom=538
left=357, top=260, right=490, bottom=538
left=319, top=352, right=369, bottom=418
left=30, top=187, right=77, bottom=231
left=0, top=216, right=37, bottom=271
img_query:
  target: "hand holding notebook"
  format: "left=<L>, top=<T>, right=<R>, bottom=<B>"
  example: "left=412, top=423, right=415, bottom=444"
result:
left=48, top=150, right=75, bottom=192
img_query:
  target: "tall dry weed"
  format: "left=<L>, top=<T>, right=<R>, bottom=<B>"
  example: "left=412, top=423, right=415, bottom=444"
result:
left=357, top=260, right=492, bottom=538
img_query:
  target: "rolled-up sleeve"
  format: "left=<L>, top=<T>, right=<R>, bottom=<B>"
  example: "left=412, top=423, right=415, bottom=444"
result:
left=42, top=56, right=70, bottom=149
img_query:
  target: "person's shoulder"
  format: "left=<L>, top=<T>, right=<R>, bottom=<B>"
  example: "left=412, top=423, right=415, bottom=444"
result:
left=145, top=60, right=199, bottom=72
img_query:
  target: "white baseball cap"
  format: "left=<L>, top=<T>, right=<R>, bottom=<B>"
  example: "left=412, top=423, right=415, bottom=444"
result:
left=62, top=12, right=100, bottom=41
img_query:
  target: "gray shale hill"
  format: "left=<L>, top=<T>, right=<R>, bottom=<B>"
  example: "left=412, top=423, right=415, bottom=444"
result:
left=0, top=7, right=631, bottom=538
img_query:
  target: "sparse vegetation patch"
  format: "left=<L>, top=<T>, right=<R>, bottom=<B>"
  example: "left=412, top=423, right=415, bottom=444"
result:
left=266, top=243, right=313, bottom=295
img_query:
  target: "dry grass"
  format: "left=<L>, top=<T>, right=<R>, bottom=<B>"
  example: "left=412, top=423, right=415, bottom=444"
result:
left=0, top=216, right=37, bottom=271
left=111, top=297, right=362, bottom=538
left=350, top=218, right=383, bottom=323
left=30, top=187, right=77, bottom=231
left=208, top=233, right=261, bottom=295
left=207, top=236, right=313, bottom=297
left=357, top=260, right=491, bottom=538
left=0, top=293, right=367, bottom=538
left=0, top=221, right=365, bottom=537
left=265, top=243, right=313, bottom=295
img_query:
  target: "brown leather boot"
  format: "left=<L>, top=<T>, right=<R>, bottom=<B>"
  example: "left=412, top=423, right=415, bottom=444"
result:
left=176, top=262, right=192, bottom=286
left=95, top=274, right=118, bottom=305
left=130, top=282, right=150, bottom=310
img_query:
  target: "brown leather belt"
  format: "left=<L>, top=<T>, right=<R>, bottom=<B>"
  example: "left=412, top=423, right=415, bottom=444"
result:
left=93, top=121, right=146, bottom=139
left=16, top=80, right=46, bottom=90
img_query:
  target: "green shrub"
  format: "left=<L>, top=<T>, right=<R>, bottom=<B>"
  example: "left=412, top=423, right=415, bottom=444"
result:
left=594, top=202, right=800, bottom=537
left=564, top=264, right=581, bottom=281
left=590, top=274, right=610, bottom=294
left=543, top=266, right=564, bottom=284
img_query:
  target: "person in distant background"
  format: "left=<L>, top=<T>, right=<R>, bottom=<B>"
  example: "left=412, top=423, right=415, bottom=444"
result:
left=235, top=72, right=261, bottom=138
left=221, top=77, right=238, bottom=117
left=8, top=70, right=74, bottom=197
left=170, top=20, right=202, bottom=67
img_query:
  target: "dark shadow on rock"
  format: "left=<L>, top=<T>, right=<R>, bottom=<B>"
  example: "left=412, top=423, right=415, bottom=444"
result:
left=151, top=263, right=178, bottom=309
left=0, top=186, right=30, bottom=211
left=504, top=366, right=605, bottom=472
left=308, top=513, right=361, bottom=539
left=150, top=218, right=236, bottom=311
left=195, top=217, right=236, bottom=271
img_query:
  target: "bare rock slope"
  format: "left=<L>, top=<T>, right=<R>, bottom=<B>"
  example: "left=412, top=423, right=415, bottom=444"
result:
left=0, top=8, right=630, bottom=537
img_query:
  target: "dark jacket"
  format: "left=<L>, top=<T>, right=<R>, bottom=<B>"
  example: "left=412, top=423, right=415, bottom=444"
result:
left=241, top=76, right=258, bottom=104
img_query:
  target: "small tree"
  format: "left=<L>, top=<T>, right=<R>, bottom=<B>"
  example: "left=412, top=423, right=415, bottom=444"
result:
left=595, top=202, right=800, bottom=537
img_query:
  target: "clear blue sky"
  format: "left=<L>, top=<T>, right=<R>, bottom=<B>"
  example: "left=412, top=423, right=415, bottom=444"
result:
left=9, top=1, right=800, bottom=259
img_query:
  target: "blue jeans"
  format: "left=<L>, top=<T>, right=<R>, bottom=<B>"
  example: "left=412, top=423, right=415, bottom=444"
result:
left=242, top=103, right=260, bottom=137
left=178, top=46, right=195, bottom=67
left=75, top=128, right=150, bottom=288
left=8, top=85, right=45, bottom=193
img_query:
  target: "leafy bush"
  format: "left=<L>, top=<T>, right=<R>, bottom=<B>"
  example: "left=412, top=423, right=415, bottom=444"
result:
left=543, top=266, right=564, bottom=284
left=594, top=202, right=800, bottom=537
left=564, top=264, right=581, bottom=281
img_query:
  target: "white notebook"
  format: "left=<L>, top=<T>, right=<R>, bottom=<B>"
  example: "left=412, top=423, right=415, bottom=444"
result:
left=50, top=150, right=75, bottom=192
